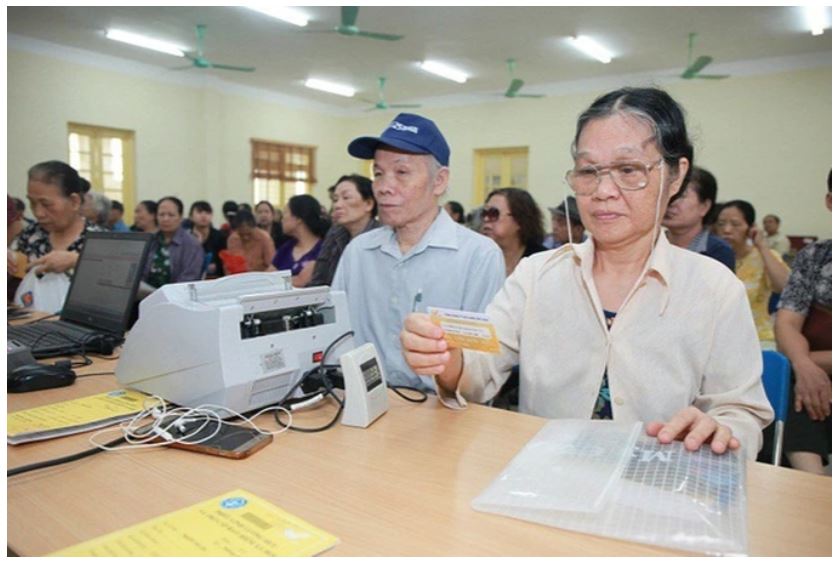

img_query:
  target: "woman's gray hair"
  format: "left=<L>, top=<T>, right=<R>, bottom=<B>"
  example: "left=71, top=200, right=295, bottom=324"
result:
left=572, top=87, right=694, bottom=194
left=86, top=192, right=111, bottom=227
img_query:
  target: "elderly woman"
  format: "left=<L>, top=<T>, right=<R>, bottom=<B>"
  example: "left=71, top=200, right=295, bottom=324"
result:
left=131, top=200, right=158, bottom=233
left=309, top=174, right=379, bottom=287
left=142, top=196, right=204, bottom=288
left=81, top=191, right=111, bottom=230
left=480, top=187, right=546, bottom=276
left=715, top=200, right=790, bottom=345
left=662, top=167, right=734, bottom=271
left=8, top=161, right=102, bottom=309
left=774, top=173, right=832, bottom=474
left=401, top=87, right=773, bottom=459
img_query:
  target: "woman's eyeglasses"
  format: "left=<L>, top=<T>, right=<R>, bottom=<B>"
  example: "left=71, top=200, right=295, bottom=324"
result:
left=480, top=206, right=513, bottom=222
left=565, top=159, right=663, bottom=195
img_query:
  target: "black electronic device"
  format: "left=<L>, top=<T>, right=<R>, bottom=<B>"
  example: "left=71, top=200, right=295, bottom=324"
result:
left=8, top=339, right=37, bottom=374
left=8, top=231, right=152, bottom=358
left=8, top=360, right=76, bottom=393
left=161, top=418, right=273, bottom=459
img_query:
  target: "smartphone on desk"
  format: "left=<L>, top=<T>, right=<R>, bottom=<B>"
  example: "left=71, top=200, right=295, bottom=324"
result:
left=154, top=417, right=273, bottom=459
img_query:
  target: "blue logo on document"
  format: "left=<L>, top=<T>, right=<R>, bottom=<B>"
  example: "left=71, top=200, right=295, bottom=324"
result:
left=221, top=497, right=248, bottom=510
left=107, top=390, right=126, bottom=398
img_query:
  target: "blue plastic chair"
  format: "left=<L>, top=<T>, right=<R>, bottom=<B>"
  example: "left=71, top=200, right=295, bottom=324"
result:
left=761, top=350, right=791, bottom=465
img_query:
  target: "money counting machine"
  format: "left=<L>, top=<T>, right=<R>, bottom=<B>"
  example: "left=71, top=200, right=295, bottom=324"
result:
left=116, top=272, right=355, bottom=414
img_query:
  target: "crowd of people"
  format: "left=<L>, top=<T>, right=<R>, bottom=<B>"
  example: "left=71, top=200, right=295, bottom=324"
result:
left=7, top=86, right=830, bottom=475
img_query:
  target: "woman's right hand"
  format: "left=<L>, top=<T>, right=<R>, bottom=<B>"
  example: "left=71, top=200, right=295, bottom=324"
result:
left=793, top=357, right=832, bottom=421
left=401, top=313, right=452, bottom=375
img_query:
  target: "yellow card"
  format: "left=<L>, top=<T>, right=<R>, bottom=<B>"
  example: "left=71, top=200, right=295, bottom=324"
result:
left=50, top=489, right=338, bottom=557
left=7, top=389, right=157, bottom=444
left=429, top=307, right=501, bottom=354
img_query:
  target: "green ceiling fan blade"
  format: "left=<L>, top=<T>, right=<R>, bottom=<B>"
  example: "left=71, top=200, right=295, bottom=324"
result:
left=333, top=6, right=403, bottom=41
left=515, top=94, right=545, bottom=98
left=694, top=74, right=730, bottom=80
left=681, top=55, right=713, bottom=79
left=178, top=24, right=256, bottom=73
left=209, top=63, right=256, bottom=72
left=505, top=78, right=525, bottom=97
left=355, top=30, right=403, bottom=41
left=341, top=6, right=359, bottom=27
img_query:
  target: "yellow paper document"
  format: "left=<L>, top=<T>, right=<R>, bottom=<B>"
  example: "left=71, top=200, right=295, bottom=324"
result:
left=51, top=489, right=339, bottom=557
left=7, top=389, right=156, bottom=444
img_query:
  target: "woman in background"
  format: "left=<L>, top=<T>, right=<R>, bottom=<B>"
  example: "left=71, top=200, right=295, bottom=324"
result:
left=480, top=187, right=546, bottom=276
left=225, top=209, right=276, bottom=273
left=142, top=196, right=204, bottom=288
left=255, top=200, right=288, bottom=249
left=131, top=200, right=158, bottom=233
left=309, top=174, right=379, bottom=287
left=272, top=194, right=329, bottom=287
left=715, top=200, right=790, bottom=344
left=188, top=200, right=226, bottom=278
left=774, top=172, right=832, bottom=474
left=662, top=166, right=735, bottom=271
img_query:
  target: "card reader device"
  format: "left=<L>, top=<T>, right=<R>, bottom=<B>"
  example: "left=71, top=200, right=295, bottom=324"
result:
left=339, top=343, right=388, bottom=428
left=116, top=272, right=355, bottom=415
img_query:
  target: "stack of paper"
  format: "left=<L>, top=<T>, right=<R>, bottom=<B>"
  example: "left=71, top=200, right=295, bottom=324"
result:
left=51, top=489, right=339, bottom=556
left=7, top=389, right=156, bottom=445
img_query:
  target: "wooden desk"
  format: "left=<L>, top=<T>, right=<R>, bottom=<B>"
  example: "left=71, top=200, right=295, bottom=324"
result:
left=7, top=361, right=832, bottom=556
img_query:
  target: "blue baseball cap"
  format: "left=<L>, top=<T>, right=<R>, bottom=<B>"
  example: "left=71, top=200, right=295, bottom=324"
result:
left=347, top=113, right=450, bottom=166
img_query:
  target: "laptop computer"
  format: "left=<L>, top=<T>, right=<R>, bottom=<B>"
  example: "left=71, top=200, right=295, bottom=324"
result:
left=8, top=231, right=153, bottom=359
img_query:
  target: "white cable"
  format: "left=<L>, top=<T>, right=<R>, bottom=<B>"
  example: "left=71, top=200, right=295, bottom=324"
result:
left=88, top=397, right=294, bottom=452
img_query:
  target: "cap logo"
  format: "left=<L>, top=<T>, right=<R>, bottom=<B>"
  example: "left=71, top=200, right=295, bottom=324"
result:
left=390, top=121, right=418, bottom=134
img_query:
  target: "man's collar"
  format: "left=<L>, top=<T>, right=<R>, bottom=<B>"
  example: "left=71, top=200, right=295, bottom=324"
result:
left=361, top=207, right=459, bottom=256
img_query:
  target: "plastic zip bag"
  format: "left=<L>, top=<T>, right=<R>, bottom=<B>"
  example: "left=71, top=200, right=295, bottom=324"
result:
left=472, top=419, right=748, bottom=556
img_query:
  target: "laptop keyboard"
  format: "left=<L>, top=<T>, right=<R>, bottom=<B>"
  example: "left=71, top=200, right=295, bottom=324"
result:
left=7, top=322, right=115, bottom=358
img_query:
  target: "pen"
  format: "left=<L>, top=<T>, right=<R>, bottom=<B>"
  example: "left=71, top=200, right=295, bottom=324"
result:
left=412, top=288, right=423, bottom=313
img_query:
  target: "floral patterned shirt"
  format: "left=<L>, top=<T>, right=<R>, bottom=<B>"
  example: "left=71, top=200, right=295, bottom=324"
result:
left=10, top=219, right=102, bottom=276
left=778, top=239, right=832, bottom=315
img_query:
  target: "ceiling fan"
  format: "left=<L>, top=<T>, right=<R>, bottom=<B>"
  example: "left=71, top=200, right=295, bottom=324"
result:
left=360, top=76, right=421, bottom=111
left=680, top=33, right=729, bottom=80
left=307, top=7, right=403, bottom=41
left=502, top=59, right=545, bottom=98
left=174, top=25, right=255, bottom=72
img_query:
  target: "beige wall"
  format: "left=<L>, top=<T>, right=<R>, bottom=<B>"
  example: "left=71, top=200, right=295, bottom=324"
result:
left=8, top=47, right=831, bottom=239
left=347, top=67, right=832, bottom=239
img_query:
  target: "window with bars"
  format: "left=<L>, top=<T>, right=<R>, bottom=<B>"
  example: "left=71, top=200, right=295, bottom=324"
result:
left=68, top=123, right=136, bottom=221
left=251, top=139, right=317, bottom=208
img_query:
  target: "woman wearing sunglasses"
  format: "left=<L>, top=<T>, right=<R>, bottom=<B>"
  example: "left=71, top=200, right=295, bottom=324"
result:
left=401, top=87, right=773, bottom=460
left=480, top=188, right=546, bottom=277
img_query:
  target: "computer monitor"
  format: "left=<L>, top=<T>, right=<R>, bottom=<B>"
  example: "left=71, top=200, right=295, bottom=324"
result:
left=61, top=231, right=152, bottom=335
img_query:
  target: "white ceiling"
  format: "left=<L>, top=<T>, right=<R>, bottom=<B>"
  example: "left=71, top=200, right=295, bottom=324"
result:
left=7, top=6, right=832, bottom=114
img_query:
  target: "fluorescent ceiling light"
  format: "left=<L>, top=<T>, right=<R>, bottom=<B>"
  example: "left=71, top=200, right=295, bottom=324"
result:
left=105, top=29, right=185, bottom=57
left=304, top=78, right=355, bottom=97
left=419, top=61, right=468, bottom=83
left=245, top=5, right=309, bottom=27
left=567, top=36, right=613, bottom=64
left=805, top=6, right=830, bottom=36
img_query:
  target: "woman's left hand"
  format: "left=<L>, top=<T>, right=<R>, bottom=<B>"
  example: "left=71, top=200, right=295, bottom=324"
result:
left=30, top=251, right=79, bottom=274
left=646, top=406, right=740, bottom=454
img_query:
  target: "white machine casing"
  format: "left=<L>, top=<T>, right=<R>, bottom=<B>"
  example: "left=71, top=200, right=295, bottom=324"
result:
left=116, top=272, right=354, bottom=414
left=339, top=342, right=389, bottom=427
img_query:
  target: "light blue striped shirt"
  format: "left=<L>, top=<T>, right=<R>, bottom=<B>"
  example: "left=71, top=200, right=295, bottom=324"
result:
left=332, top=208, right=505, bottom=391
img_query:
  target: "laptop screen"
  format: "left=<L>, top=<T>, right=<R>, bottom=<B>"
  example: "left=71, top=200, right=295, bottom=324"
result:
left=61, top=231, right=153, bottom=335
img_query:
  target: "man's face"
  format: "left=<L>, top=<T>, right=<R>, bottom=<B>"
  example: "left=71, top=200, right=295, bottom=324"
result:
left=372, top=147, right=446, bottom=229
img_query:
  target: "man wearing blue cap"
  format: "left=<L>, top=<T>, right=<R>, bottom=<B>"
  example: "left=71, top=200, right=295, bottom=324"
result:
left=333, top=113, right=505, bottom=392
